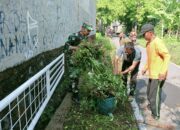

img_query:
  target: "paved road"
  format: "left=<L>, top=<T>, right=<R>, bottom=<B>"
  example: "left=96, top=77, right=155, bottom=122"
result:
left=111, top=37, right=180, bottom=130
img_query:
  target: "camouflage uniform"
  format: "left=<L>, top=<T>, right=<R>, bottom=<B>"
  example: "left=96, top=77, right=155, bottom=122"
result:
left=64, top=23, right=93, bottom=103
left=64, top=32, right=85, bottom=53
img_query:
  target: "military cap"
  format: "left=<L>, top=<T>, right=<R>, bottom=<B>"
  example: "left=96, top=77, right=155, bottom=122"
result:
left=82, top=22, right=93, bottom=31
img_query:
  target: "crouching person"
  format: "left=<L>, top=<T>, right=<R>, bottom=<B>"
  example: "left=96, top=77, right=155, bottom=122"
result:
left=116, top=38, right=141, bottom=101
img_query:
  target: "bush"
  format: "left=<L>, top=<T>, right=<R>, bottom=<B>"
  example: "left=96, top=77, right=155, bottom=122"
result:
left=71, top=34, right=127, bottom=110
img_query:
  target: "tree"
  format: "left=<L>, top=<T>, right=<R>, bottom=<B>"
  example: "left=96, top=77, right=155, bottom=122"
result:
left=96, top=0, right=180, bottom=36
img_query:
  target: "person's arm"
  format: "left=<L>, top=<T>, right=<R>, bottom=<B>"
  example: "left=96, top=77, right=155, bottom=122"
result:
left=121, top=61, right=140, bottom=74
left=121, top=48, right=141, bottom=74
left=156, top=40, right=171, bottom=80
left=66, top=33, right=79, bottom=51
left=142, top=62, right=148, bottom=75
left=113, top=46, right=124, bottom=74
left=142, top=46, right=148, bottom=75
left=69, top=45, right=78, bottom=50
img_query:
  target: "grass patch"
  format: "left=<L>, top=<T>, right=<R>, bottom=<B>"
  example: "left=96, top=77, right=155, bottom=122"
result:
left=64, top=102, right=138, bottom=130
left=137, top=36, right=180, bottom=65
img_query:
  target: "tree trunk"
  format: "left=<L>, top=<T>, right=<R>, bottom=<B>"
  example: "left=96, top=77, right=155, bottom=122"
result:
left=176, top=26, right=179, bottom=40
left=134, top=23, right=137, bottom=33
left=168, top=29, right=171, bottom=38
left=161, top=22, right=164, bottom=38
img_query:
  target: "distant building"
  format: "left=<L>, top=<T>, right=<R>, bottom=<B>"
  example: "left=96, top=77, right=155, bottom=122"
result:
left=111, top=21, right=123, bottom=34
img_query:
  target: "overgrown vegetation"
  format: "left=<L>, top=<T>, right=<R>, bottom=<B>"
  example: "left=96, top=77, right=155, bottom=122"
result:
left=70, top=33, right=127, bottom=102
left=63, top=34, right=137, bottom=129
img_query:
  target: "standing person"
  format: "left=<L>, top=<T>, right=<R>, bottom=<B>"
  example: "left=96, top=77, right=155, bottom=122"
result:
left=64, top=22, right=93, bottom=103
left=129, top=31, right=137, bottom=45
left=119, top=32, right=126, bottom=46
left=140, top=23, right=171, bottom=120
left=116, top=38, right=141, bottom=100
left=106, top=26, right=113, bottom=38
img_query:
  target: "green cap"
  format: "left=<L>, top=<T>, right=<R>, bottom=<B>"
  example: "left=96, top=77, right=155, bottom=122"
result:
left=82, top=22, right=93, bottom=31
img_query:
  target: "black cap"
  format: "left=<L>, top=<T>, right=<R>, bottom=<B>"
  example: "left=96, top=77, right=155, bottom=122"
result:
left=139, top=23, right=154, bottom=36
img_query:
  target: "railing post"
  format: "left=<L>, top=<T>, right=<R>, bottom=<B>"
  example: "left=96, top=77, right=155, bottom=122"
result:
left=62, top=54, right=65, bottom=73
left=62, top=53, right=65, bottom=65
left=0, top=121, right=2, bottom=130
left=46, top=69, right=51, bottom=97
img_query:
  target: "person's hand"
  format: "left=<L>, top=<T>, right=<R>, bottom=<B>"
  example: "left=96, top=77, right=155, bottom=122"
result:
left=141, top=69, right=146, bottom=75
left=69, top=46, right=78, bottom=51
left=158, top=73, right=166, bottom=80
left=73, top=46, right=78, bottom=51
left=119, top=71, right=127, bottom=75
left=118, top=71, right=122, bottom=75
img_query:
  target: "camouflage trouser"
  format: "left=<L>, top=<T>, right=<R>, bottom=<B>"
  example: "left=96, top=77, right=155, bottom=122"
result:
left=70, top=77, right=80, bottom=101
left=65, top=51, right=80, bottom=101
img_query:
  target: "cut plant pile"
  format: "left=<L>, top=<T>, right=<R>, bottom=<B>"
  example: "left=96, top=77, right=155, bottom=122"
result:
left=64, top=102, right=138, bottom=130
left=64, top=34, right=138, bottom=129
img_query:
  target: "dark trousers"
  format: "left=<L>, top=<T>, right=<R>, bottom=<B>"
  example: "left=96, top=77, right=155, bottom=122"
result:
left=65, top=51, right=80, bottom=101
left=122, top=62, right=138, bottom=96
left=147, top=79, right=165, bottom=117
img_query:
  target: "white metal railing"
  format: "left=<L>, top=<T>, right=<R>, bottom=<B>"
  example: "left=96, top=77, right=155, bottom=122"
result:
left=0, top=53, right=64, bottom=130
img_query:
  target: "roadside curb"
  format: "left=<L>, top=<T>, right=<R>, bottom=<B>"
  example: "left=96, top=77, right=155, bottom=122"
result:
left=45, top=92, right=72, bottom=130
left=131, top=99, right=147, bottom=130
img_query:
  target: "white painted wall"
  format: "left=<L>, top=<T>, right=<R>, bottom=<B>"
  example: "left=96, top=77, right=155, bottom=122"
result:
left=0, top=0, right=96, bottom=71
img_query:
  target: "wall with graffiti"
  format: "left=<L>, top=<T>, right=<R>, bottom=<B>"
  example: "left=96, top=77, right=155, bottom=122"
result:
left=0, top=0, right=96, bottom=71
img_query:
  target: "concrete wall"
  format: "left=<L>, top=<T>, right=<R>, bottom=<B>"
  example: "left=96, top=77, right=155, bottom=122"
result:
left=0, top=0, right=96, bottom=72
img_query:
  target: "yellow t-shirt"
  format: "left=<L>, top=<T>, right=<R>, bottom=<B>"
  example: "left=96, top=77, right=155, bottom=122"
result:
left=144, top=37, right=171, bottom=79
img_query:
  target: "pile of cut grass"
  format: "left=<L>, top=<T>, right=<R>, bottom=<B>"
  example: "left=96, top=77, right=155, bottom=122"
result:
left=64, top=102, right=138, bottom=130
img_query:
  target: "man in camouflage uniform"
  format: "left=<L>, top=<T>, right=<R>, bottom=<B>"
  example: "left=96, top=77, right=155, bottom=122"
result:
left=65, top=22, right=93, bottom=51
left=64, top=23, right=93, bottom=103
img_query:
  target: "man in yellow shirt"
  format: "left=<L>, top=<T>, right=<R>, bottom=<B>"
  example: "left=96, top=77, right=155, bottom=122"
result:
left=140, top=23, right=171, bottom=120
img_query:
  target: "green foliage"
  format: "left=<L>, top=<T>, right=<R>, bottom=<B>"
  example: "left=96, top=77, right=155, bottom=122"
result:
left=79, top=97, right=97, bottom=112
left=63, top=35, right=137, bottom=130
left=86, top=60, right=126, bottom=100
left=97, top=0, right=180, bottom=33
left=79, top=61, right=127, bottom=103
left=71, top=42, right=103, bottom=70
left=71, top=33, right=114, bottom=71
left=97, top=0, right=126, bottom=25
left=71, top=34, right=127, bottom=106
left=64, top=102, right=138, bottom=130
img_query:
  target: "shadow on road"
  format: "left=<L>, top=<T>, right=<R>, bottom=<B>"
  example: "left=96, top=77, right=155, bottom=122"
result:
left=135, top=78, right=180, bottom=107
left=135, top=78, right=180, bottom=129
